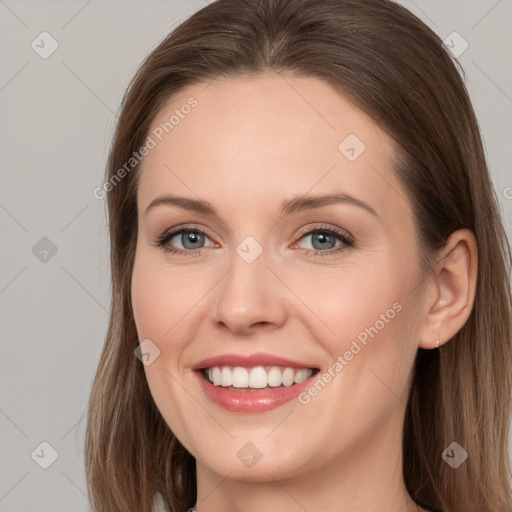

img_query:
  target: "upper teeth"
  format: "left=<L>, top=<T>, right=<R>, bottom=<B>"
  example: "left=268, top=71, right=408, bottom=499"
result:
left=206, top=366, right=313, bottom=388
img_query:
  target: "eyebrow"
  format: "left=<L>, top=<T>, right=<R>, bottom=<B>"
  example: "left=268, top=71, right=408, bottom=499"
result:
left=144, top=192, right=379, bottom=218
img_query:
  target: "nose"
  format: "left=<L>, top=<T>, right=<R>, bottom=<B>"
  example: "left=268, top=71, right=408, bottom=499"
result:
left=211, top=246, right=288, bottom=336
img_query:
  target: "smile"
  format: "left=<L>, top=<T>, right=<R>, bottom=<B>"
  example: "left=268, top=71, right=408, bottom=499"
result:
left=192, top=353, right=320, bottom=413
left=204, top=365, right=314, bottom=389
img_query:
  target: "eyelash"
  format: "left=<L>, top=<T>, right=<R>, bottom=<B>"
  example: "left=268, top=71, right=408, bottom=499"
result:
left=153, top=224, right=356, bottom=258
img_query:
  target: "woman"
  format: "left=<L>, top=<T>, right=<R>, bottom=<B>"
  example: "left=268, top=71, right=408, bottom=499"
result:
left=85, top=1, right=512, bottom=511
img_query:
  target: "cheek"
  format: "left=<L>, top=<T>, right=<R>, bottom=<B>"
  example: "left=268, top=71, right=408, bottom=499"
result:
left=296, top=259, right=421, bottom=404
left=131, top=252, right=200, bottom=447
left=286, top=262, right=411, bottom=349
left=334, top=288, right=422, bottom=414
left=131, top=250, right=190, bottom=341
left=131, top=263, right=168, bottom=341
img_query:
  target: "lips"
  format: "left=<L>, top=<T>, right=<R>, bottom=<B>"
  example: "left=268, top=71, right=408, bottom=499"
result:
left=192, top=352, right=318, bottom=371
left=192, top=353, right=319, bottom=412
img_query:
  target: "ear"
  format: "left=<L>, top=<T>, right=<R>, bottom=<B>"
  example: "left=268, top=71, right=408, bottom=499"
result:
left=417, top=228, right=478, bottom=350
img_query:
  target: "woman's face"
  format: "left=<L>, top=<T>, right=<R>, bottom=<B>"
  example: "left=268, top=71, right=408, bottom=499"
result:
left=131, top=73, right=430, bottom=481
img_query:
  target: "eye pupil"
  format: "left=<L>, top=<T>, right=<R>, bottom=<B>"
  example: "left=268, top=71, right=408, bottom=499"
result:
left=312, top=231, right=336, bottom=250
left=182, top=231, right=204, bottom=249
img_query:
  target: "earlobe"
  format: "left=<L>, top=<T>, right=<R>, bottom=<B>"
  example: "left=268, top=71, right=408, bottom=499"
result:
left=417, top=228, right=478, bottom=350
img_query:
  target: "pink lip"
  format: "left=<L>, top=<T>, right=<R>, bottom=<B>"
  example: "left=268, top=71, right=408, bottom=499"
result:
left=194, top=370, right=317, bottom=413
left=192, top=352, right=319, bottom=413
left=192, top=352, right=316, bottom=370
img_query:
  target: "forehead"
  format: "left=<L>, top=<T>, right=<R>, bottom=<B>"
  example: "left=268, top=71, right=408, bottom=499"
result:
left=137, top=72, right=410, bottom=224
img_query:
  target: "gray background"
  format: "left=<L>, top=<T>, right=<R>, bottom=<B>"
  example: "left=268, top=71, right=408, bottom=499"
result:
left=1, top=1, right=511, bottom=510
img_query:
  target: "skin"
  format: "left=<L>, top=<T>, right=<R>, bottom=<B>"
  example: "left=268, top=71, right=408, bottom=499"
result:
left=131, top=72, right=478, bottom=512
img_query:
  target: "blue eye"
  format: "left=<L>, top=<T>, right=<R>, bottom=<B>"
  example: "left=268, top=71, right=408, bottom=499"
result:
left=172, top=230, right=207, bottom=250
left=302, top=230, right=340, bottom=251
left=154, top=225, right=355, bottom=257
left=293, top=226, right=355, bottom=257
left=155, top=227, right=214, bottom=255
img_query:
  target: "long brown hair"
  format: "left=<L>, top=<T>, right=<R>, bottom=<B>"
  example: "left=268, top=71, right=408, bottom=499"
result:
left=85, top=1, right=512, bottom=511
